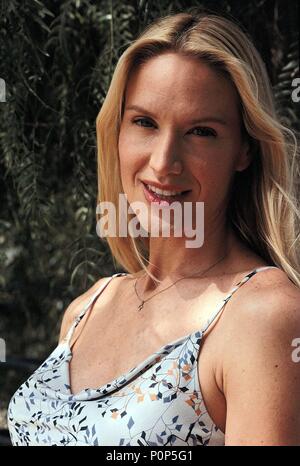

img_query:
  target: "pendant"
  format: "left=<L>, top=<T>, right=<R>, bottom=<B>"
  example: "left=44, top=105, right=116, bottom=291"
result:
left=138, top=301, right=144, bottom=311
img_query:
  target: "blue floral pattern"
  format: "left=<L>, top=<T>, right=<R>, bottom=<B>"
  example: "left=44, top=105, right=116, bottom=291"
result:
left=8, top=266, right=276, bottom=446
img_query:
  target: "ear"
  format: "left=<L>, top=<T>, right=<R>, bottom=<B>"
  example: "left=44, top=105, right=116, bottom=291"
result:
left=235, top=140, right=252, bottom=172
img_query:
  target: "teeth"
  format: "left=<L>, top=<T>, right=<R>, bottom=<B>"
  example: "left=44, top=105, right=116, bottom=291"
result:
left=146, top=184, right=184, bottom=196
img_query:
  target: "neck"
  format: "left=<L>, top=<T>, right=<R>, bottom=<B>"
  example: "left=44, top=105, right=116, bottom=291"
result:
left=140, top=222, right=242, bottom=293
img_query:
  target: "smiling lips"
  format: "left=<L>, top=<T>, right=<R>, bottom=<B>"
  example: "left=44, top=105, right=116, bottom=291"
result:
left=142, top=182, right=191, bottom=205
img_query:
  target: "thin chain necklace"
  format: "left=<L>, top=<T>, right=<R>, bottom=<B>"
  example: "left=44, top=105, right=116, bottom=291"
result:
left=134, top=252, right=228, bottom=312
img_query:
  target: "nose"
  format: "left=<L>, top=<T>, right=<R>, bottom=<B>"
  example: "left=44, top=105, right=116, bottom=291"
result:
left=149, top=130, right=183, bottom=176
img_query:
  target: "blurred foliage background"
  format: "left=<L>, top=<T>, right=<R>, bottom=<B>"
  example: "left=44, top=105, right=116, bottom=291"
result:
left=0, top=0, right=299, bottom=431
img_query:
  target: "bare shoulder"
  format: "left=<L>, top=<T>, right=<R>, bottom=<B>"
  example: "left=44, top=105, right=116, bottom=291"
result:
left=238, top=266, right=299, bottom=318
left=58, top=276, right=112, bottom=344
left=222, top=267, right=300, bottom=445
left=227, top=266, right=300, bottom=339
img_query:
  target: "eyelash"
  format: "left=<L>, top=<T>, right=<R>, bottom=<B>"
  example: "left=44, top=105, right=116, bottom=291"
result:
left=132, top=117, right=217, bottom=137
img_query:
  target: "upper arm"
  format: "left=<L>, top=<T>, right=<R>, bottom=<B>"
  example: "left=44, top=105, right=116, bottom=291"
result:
left=58, top=277, right=108, bottom=344
left=223, top=280, right=300, bottom=446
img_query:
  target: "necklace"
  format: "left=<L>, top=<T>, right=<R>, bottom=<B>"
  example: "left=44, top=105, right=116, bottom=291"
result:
left=134, top=252, right=228, bottom=312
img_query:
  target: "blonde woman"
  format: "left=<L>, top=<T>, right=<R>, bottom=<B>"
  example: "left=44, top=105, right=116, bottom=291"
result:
left=8, top=11, right=300, bottom=446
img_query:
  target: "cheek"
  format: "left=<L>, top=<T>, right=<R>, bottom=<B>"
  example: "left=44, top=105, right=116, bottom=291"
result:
left=118, top=134, right=141, bottom=191
left=191, top=154, right=234, bottom=203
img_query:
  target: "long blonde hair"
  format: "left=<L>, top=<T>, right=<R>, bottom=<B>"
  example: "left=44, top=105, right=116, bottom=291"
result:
left=96, top=11, right=300, bottom=287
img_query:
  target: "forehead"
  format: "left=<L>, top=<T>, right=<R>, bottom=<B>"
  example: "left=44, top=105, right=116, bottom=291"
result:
left=125, top=53, right=240, bottom=118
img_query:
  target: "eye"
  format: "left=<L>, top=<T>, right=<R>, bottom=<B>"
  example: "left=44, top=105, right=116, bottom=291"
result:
left=132, top=118, right=216, bottom=137
left=133, top=117, right=155, bottom=128
left=187, top=127, right=216, bottom=137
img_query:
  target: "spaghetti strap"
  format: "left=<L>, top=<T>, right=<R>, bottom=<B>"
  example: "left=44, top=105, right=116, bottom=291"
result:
left=200, top=266, right=278, bottom=335
left=8, top=265, right=279, bottom=446
left=63, top=272, right=128, bottom=345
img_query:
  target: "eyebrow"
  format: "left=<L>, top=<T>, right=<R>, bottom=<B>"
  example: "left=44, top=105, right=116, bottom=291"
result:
left=125, top=104, right=228, bottom=126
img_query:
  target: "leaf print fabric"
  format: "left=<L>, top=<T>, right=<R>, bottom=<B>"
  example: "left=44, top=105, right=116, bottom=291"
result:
left=7, top=267, right=276, bottom=446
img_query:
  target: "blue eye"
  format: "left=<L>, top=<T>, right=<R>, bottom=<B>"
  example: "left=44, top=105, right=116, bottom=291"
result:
left=133, top=118, right=155, bottom=128
left=188, top=127, right=216, bottom=137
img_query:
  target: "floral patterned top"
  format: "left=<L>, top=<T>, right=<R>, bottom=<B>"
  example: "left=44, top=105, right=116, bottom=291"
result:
left=7, top=266, right=276, bottom=446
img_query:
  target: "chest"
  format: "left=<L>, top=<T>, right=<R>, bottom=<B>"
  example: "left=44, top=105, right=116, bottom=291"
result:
left=68, top=282, right=229, bottom=432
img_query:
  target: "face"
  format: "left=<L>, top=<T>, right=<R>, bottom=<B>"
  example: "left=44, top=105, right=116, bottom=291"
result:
left=118, top=52, right=250, bottom=237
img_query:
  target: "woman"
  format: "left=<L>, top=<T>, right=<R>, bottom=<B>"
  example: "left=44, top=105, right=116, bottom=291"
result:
left=8, top=11, right=300, bottom=446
